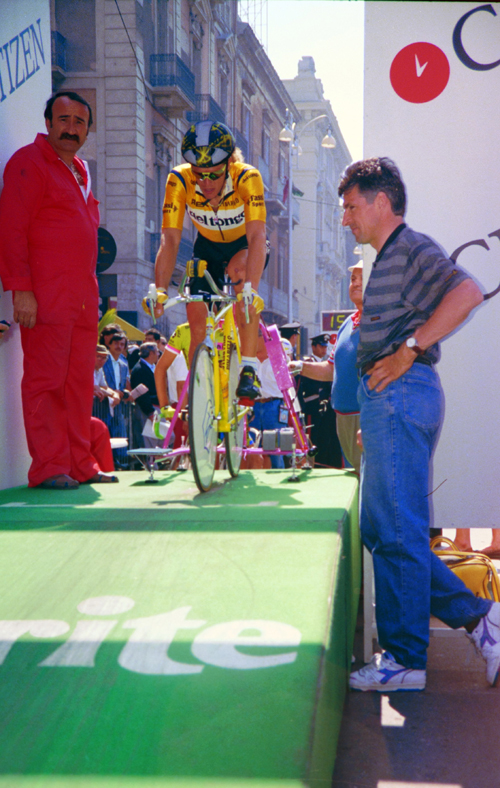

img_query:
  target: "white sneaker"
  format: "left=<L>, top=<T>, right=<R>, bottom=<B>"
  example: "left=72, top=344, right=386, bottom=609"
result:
left=350, top=651, right=426, bottom=692
left=468, top=601, right=500, bottom=687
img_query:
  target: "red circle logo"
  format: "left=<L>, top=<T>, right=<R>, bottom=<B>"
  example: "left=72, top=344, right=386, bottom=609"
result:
left=390, top=42, right=450, bottom=103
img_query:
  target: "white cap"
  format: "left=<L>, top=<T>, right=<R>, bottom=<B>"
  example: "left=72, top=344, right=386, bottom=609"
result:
left=348, top=259, right=363, bottom=272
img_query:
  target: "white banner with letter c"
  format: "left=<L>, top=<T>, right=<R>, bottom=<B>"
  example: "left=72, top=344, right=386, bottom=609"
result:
left=364, top=2, right=500, bottom=529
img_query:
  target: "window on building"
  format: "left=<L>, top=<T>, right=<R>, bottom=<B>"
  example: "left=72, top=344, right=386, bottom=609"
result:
left=54, top=0, right=96, bottom=71
left=219, top=58, right=230, bottom=117
left=157, top=0, right=171, bottom=52
left=261, top=126, right=271, bottom=165
left=241, top=102, right=252, bottom=161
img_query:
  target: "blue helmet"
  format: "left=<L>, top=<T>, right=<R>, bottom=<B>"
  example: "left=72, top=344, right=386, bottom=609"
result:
left=181, top=121, right=235, bottom=167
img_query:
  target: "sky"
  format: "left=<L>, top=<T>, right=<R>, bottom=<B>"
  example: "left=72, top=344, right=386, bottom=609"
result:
left=264, top=0, right=364, bottom=160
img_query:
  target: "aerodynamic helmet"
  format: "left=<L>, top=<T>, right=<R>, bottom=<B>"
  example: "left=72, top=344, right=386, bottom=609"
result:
left=181, top=121, right=235, bottom=168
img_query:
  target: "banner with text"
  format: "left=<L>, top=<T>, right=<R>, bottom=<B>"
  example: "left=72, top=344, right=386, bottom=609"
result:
left=364, top=2, right=500, bottom=528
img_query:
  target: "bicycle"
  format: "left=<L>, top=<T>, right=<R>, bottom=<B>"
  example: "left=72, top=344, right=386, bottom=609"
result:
left=130, top=261, right=315, bottom=490
left=130, top=260, right=251, bottom=492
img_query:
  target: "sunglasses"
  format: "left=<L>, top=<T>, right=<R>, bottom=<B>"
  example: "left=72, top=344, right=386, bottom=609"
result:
left=193, top=164, right=226, bottom=181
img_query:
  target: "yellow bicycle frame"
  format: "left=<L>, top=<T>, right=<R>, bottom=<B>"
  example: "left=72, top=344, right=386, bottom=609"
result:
left=205, top=301, right=241, bottom=434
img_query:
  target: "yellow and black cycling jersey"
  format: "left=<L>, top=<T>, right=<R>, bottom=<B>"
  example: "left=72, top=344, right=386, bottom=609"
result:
left=162, top=161, right=266, bottom=244
left=166, top=321, right=226, bottom=367
left=166, top=322, right=190, bottom=364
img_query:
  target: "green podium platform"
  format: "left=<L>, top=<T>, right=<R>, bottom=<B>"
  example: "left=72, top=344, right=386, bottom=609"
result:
left=0, top=468, right=360, bottom=788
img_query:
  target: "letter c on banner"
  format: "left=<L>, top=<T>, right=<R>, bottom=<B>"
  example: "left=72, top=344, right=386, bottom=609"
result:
left=453, top=3, right=500, bottom=71
left=451, top=232, right=500, bottom=300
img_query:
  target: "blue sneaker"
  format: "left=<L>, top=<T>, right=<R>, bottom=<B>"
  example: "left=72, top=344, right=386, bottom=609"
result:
left=468, top=601, right=500, bottom=687
left=350, top=651, right=426, bottom=692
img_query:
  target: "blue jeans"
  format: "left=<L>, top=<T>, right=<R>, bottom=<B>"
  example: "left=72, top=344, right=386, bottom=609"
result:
left=249, top=399, right=285, bottom=469
left=358, top=363, right=491, bottom=669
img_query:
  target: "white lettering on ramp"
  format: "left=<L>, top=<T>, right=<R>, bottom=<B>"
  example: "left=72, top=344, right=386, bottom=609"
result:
left=191, top=620, right=301, bottom=669
left=39, top=620, right=118, bottom=667
left=0, top=620, right=70, bottom=664
left=119, top=607, right=206, bottom=675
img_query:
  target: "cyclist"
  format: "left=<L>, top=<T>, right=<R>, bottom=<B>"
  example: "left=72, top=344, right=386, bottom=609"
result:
left=154, top=120, right=268, bottom=401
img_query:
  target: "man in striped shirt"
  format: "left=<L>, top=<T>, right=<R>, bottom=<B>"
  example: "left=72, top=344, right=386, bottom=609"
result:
left=339, top=157, right=500, bottom=692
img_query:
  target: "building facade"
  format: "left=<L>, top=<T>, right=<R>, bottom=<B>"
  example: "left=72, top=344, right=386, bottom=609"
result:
left=282, top=57, right=357, bottom=338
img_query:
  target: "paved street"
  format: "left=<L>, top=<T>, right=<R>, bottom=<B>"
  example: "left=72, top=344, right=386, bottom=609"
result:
left=332, top=529, right=500, bottom=788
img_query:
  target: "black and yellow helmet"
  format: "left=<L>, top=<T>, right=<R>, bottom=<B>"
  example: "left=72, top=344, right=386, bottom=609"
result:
left=181, top=121, right=235, bottom=167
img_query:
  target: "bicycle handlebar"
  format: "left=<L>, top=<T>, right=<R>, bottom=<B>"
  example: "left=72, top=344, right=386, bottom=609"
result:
left=145, top=259, right=252, bottom=320
left=161, top=260, right=239, bottom=311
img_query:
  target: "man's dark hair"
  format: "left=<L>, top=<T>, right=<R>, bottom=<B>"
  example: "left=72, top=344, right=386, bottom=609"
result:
left=44, top=91, right=93, bottom=129
left=338, top=157, right=406, bottom=216
left=145, top=328, right=161, bottom=342
left=99, top=324, right=121, bottom=345
left=140, top=342, right=158, bottom=359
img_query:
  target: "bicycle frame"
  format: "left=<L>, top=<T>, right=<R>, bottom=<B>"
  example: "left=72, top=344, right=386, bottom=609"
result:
left=157, top=269, right=247, bottom=453
left=209, top=300, right=243, bottom=434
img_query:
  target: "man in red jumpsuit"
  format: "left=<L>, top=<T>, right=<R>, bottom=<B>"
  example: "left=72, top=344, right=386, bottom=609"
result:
left=0, top=91, right=117, bottom=488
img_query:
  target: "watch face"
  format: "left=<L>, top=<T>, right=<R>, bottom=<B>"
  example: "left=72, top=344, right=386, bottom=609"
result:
left=407, top=337, right=416, bottom=348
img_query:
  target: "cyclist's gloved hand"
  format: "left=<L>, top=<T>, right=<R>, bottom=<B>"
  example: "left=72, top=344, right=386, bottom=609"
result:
left=237, top=282, right=264, bottom=314
left=288, top=360, right=303, bottom=376
left=142, top=283, right=168, bottom=319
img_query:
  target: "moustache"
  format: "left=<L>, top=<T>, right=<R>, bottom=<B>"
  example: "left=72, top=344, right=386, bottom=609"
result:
left=60, top=133, right=80, bottom=141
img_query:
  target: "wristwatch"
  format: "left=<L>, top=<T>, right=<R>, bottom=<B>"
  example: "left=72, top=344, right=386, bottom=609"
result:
left=406, top=336, right=425, bottom=355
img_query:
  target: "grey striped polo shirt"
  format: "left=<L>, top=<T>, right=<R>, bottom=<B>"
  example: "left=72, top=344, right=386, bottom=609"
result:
left=357, top=224, right=470, bottom=369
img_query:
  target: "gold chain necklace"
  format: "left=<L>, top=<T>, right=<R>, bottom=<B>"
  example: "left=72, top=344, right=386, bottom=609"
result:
left=70, top=162, right=84, bottom=186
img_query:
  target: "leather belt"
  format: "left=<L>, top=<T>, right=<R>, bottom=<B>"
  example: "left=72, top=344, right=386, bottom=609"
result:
left=361, top=355, right=432, bottom=377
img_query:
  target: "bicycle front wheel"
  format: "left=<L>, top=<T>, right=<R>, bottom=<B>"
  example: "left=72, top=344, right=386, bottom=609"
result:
left=189, top=343, right=217, bottom=492
left=224, top=346, right=245, bottom=477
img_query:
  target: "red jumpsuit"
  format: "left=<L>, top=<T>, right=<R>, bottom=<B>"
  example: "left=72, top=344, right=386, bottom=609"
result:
left=0, top=134, right=101, bottom=486
left=90, top=417, right=115, bottom=473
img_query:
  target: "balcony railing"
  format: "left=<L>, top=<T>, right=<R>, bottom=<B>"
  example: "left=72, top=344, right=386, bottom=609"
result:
left=149, top=55, right=196, bottom=118
left=150, top=54, right=195, bottom=99
left=51, top=31, right=67, bottom=71
left=187, top=94, right=225, bottom=125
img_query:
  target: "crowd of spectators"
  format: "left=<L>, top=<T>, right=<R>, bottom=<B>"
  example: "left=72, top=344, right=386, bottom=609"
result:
left=92, top=322, right=175, bottom=468
left=91, top=313, right=355, bottom=474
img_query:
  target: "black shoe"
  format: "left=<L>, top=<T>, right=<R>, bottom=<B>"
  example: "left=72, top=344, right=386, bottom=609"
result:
left=236, top=366, right=261, bottom=401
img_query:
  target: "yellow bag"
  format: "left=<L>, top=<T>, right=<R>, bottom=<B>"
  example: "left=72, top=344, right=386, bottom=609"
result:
left=431, top=536, right=500, bottom=602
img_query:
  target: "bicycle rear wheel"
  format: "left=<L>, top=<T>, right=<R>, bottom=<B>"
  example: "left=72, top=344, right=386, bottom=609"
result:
left=189, top=343, right=217, bottom=492
left=224, top=346, right=245, bottom=477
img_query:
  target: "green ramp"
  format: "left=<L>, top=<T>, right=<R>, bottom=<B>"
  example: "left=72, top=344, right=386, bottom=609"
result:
left=0, top=468, right=360, bottom=788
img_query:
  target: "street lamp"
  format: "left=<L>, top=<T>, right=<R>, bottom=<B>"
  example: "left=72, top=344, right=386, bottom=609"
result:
left=321, top=126, right=337, bottom=149
left=279, top=110, right=337, bottom=321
